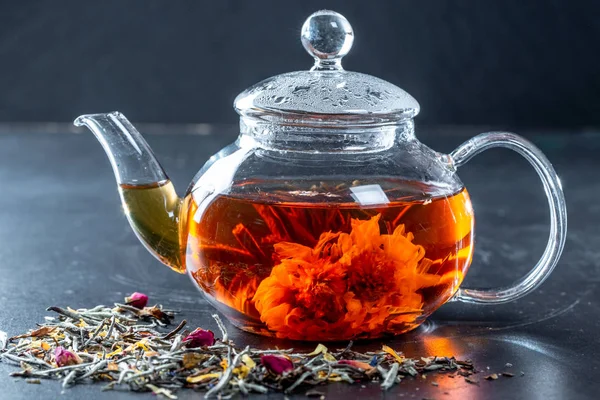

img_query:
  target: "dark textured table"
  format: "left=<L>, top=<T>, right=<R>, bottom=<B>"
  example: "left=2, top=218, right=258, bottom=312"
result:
left=0, top=126, right=598, bottom=399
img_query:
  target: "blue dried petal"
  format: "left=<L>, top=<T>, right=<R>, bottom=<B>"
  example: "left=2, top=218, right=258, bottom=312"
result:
left=370, top=355, right=378, bottom=367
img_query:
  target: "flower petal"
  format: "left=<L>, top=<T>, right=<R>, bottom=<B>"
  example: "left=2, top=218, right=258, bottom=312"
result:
left=183, top=328, right=215, bottom=348
left=260, top=354, right=293, bottom=374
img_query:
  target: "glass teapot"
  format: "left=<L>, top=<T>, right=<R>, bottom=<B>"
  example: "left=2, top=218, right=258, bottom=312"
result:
left=75, top=10, right=567, bottom=341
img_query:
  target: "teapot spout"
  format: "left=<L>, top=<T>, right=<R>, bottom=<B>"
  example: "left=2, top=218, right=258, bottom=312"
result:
left=74, top=112, right=184, bottom=273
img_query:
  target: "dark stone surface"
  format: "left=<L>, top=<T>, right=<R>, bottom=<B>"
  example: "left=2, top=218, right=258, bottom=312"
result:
left=0, top=127, right=598, bottom=399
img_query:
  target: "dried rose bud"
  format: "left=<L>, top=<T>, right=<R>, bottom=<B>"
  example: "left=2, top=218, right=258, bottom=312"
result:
left=54, top=346, right=82, bottom=367
left=183, top=328, right=215, bottom=348
left=260, top=354, right=294, bottom=374
left=338, top=359, right=373, bottom=370
left=125, top=292, right=148, bottom=309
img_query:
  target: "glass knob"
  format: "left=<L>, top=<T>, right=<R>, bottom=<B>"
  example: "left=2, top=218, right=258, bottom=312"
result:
left=301, top=10, right=354, bottom=71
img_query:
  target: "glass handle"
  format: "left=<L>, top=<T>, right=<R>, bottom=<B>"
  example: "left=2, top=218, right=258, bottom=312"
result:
left=449, top=132, right=567, bottom=304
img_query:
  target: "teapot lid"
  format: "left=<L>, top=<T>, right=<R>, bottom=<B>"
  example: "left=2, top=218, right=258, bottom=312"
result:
left=234, top=10, right=420, bottom=126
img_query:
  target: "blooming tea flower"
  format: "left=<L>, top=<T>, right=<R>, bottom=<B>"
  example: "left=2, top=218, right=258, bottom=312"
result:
left=183, top=328, right=215, bottom=347
left=125, top=292, right=148, bottom=309
left=260, top=354, right=293, bottom=374
left=253, top=215, right=442, bottom=340
left=54, top=346, right=81, bottom=367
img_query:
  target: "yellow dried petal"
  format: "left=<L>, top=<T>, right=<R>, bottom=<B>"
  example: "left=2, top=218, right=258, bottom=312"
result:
left=125, top=338, right=150, bottom=352
left=220, top=359, right=228, bottom=369
left=182, top=353, right=208, bottom=369
left=382, top=345, right=404, bottom=363
left=233, top=365, right=250, bottom=379
left=106, top=347, right=122, bottom=358
left=107, top=362, right=119, bottom=371
left=186, top=372, right=221, bottom=383
left=242, top=354, right=256, bottom=370
left=41, top=342, right=51, bottom=351
left=323, top=352, right=337, bottom=362
left=308, top=344, right=329, bottom=356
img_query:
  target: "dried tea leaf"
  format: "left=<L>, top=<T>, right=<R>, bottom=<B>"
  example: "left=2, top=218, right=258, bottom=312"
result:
left=502, top=372, right=515, bottom=377
left=146, top=383, right=177, bottom=399
left=25, top=379, right=41, bottom=384
left=465, top=377, right=479, bottom=385
left=10, top=326, right=56, bottom=340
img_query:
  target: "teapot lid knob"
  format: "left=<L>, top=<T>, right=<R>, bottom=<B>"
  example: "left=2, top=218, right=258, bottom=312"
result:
left=301, top=10, right=354, bottom=71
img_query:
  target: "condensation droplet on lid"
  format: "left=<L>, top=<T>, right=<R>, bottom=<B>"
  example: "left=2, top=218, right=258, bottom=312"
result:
left=368, top=90, right=383, bottom=100
left=292, top=86, right=311, bottom=94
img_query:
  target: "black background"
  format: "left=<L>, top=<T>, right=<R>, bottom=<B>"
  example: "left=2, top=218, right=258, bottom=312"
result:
left=1, top=0, right=599, bottom=128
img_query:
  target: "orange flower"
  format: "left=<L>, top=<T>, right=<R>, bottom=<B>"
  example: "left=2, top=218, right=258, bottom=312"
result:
left=253, top=215, right=442, bottom=340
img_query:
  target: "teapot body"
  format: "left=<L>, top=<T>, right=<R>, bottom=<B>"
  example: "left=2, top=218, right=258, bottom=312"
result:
left=76, top=10, right=566, bottom=341
left=180, top=123, right=474, bottom=340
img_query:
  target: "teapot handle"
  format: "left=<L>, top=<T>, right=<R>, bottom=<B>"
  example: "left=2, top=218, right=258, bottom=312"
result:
left=448, top=132, right=567, bottom=304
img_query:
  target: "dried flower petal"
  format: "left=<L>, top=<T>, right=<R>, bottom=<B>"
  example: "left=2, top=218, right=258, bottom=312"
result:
left=182, top=353, right=208, bottom=369
left=107, top=362, right=119, bottom=371
left=242, top=354, right=256, bottom=369
left=261, top=354, right=293, bottom=375
left=186, top=372, right=221, bottom=383
left=125, top=292, right=148, bottom=309
left=308, top=344, right=329, bottom=356
left=53, top=346, right=82, bottom=367
left=338, top=359, right=373, bottom=370
left=183, top=328, right=215, bottom=348
left=138, top=306, right=173, bottom=324
left=382, top=345, right=404, bottom=363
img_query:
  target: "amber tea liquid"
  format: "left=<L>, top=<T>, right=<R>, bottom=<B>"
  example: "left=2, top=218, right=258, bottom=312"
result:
left=185, top=180, right=474, bottom=341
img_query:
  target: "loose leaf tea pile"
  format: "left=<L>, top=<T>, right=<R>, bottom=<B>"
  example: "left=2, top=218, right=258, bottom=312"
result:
left=0, top=294, right=487, bottom=398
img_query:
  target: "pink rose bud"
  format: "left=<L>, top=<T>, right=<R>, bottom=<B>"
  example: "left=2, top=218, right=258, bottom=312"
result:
left=260, top=354, right=294, bottom=374
left=54, top=346, right=82, bottom=367
left=183, top=328, right=215, bottom=348
left=125, top=292, right=148, bottom=309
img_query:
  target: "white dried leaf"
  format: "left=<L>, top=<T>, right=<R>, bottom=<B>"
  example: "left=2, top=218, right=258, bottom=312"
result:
left=0, top=330, right=8, bottom=351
